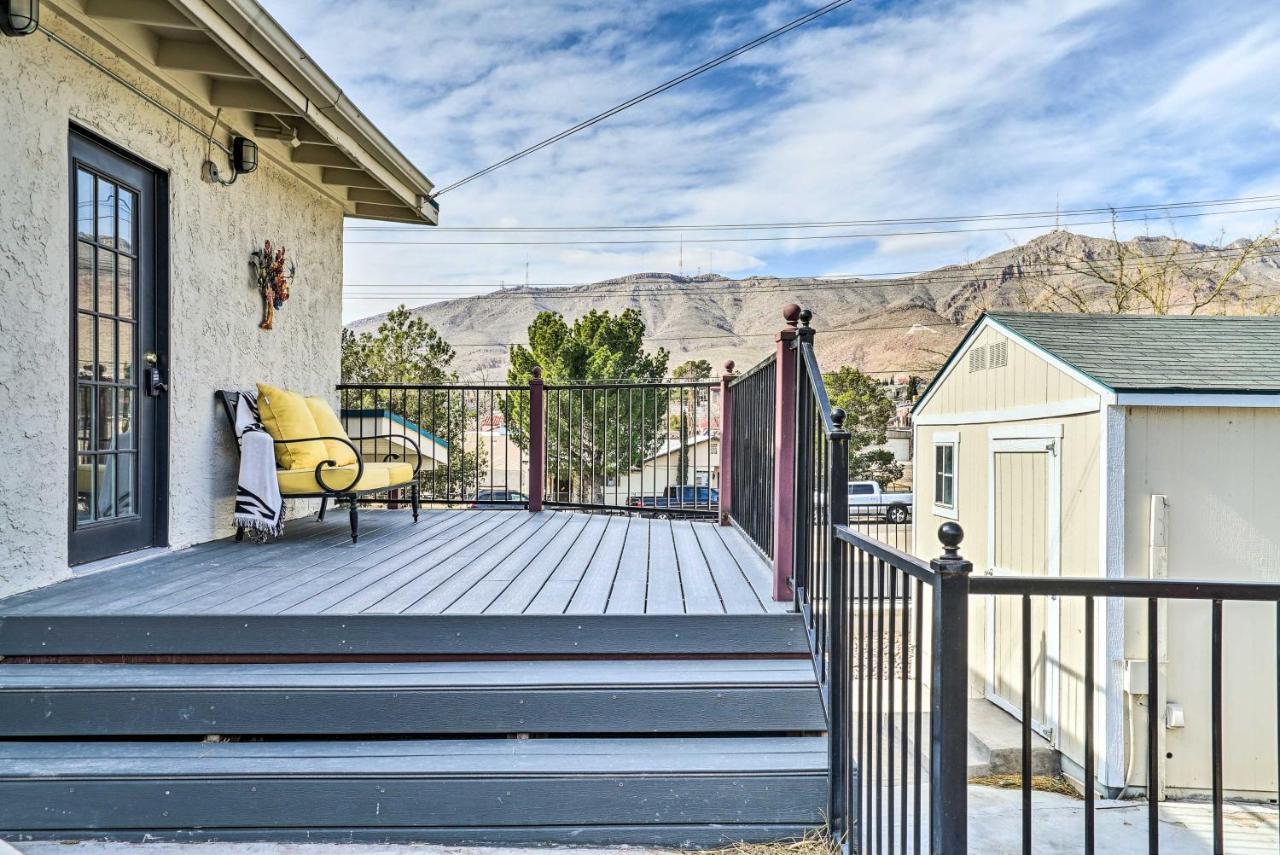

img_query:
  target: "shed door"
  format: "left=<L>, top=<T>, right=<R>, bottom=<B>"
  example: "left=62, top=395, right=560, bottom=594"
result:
left=985, top=436, right=1061, bottom=741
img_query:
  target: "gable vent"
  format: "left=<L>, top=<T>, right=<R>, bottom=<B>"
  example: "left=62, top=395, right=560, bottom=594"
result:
left=968, top=346, right=988, bottom=373
left=990, top=340, right=1009, bottom=369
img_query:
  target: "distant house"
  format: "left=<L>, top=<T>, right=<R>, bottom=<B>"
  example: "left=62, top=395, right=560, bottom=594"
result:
left=624, top=434, right=720, bottom=499
left=913, top=312, right=1280, bottom=799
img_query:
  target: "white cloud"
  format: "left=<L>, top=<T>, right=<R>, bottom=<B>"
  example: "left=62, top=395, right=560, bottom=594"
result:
left=258, top=0, right=1280, bottom=323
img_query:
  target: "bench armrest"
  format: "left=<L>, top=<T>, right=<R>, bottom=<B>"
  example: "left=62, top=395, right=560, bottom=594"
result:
left=270, top=435, right=364, bottom=493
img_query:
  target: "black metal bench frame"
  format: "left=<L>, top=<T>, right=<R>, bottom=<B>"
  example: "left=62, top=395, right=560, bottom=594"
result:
left=216, top=390, right=421, bottom=543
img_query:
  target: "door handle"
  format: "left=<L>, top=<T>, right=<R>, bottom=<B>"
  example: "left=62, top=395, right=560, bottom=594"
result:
left=144, top=352, right=167, bottom=397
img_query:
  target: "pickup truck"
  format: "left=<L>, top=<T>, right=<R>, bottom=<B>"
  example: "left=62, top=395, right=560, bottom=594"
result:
left=628, top=485, right=719, bottom=516
left=847, top=481, right=913, bottom=524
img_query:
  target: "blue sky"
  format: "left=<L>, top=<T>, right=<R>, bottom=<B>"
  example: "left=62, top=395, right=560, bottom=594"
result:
left=257, top=0, right=1280, bottom=322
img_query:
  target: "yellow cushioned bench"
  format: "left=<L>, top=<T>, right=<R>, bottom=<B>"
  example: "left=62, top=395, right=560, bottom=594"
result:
left=216, top=388, right=421, bottom=544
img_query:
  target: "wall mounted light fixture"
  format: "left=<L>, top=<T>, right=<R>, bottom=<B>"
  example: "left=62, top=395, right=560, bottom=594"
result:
left=203, top=135, right=259, bottom=186
left=1, top=0, right=39, bottom=37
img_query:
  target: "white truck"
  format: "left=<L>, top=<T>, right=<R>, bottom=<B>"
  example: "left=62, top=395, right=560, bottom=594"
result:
left=847, top=481, right=913, bottom=524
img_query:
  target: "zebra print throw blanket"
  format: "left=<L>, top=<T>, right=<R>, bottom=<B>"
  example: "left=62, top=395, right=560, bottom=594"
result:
left=233, top=392, right=285, bottom=537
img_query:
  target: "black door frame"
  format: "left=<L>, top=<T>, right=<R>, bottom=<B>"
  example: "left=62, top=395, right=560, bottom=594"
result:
left=67, top=125, right=170, bottom=565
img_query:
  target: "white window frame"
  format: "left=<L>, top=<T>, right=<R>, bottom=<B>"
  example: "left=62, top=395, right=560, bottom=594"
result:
left=932, top=431, right=960, bottom=520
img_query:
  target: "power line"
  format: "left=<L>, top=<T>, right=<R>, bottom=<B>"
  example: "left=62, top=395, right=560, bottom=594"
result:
left=429, top=0, right=858, bottom=197
left=439, top=320, right=961, bottom=348
left=344, top=246, right=1280, bottom=301
left=345, top=193, right=1280, bottom=233
left=344, top=205, right=1280, bottom=246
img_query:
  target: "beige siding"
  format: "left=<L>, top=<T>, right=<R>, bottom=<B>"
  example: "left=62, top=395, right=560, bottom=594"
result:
left=1123, top=407, right=1280, bottom=796
left=914, top=411, right=1102, bottom=775
left=917, top=325, right=1098, bottom=419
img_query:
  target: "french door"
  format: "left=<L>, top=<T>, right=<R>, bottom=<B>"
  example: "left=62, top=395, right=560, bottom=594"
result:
left=68, top=130, right=168, bottom=565
left=984, top=431, right=1061, bottom=742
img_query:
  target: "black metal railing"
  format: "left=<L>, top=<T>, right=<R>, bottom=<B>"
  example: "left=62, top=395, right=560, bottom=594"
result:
left=964, top=573, right=1280, bottom=855
left=539, top=380, right=720, bottom=516
left=336, top=383, right=530, bottom=507
left=727, top=353, right=776, bottom=555
left=783, top=308, right=1280, bottom=853
left=846, top=505, right=913, bottom=553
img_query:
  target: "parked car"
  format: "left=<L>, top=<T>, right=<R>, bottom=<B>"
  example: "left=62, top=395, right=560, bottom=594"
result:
left=628, top=485, right=719, bottom=516
left=466, top=489, right=529, bottom=509
left=848, top=481, right=912, bottom=523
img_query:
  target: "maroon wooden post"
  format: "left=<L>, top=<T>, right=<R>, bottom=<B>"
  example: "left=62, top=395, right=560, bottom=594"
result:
left=527, top=367, right=544, bottom=512
left=718, top=360, right=736, bottom=526
left=771, top=305, right=802, bottom=601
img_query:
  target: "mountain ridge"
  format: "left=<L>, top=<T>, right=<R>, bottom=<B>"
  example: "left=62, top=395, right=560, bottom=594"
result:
left=348, top=230, right=1280, bottom=380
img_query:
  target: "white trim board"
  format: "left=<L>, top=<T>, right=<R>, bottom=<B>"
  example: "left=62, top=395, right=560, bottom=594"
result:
left=915, top=397, right=1100, bottom=426
left=1115, top=392, right=1280, bottom=408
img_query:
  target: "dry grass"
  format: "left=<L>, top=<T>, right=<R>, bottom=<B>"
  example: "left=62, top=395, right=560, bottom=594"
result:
left=703, top=828, right=840, bottom=855
left=969, top=773, right=1082, bottom=799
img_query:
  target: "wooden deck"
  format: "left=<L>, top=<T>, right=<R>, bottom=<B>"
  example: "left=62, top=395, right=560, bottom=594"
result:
left=0, top=510, right=784, bottom=617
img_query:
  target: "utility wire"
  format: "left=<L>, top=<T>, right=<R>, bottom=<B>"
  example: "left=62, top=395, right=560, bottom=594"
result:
left=429, top=0, right=858, bottom=197
left=344, top=246, right=1280, bottom=302
left=345, top=205, right=1280, bottom=246
left=346, top=193, right=1280, bottom=233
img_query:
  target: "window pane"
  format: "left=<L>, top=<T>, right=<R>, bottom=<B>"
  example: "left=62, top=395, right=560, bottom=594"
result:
left=117, top=254, right=133, bottom=319
left=116, top=388, right=134, bottom=450
left=96, top=178, right=115, bottom=247
left=115, top=453, right=135, bottom=517
left=76, top=241, right=94, bottom=311
left=96, top=248, right=115, bottom=316
left=97, top=320, right=116, bottom=381
left=77, top=313, right=94, bottom=379
left=76, top=170, right=94, bottom=241
left=117, top=188, right=135, bottom=254
left=96, top=388, right=115, bottom=450
left=118, top=322, right=134, bottom=382
left=75, top=385, right=93, bottom=451
left=76, top=454, right=95, bottom=523
left=94, top=454, right=116, bottom=519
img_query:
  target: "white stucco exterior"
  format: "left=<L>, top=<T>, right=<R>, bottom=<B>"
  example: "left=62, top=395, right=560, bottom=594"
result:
left=0, top=9, right=346, bottom=596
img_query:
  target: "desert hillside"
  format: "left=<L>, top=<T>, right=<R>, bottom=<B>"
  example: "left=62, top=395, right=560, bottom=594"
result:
left=348, top=231, right=1280, bottom=380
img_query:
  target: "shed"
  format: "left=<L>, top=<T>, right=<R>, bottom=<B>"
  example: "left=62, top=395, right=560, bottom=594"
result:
left=912, top=312, right=1280, bottom=799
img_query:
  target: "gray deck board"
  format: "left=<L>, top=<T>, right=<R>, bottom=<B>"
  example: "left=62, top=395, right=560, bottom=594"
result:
left=0, top=660, right=826, bottom=736
left=0, top=511, right=784, bottom=618
left=565, top=515, right=628, bottom=614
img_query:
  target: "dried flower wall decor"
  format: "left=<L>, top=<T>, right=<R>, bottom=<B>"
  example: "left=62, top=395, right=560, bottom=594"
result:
left=250, top=240, right=297, bottom=330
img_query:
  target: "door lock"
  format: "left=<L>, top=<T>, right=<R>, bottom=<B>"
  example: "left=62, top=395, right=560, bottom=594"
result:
left=144, top=351, right=168, bottom=397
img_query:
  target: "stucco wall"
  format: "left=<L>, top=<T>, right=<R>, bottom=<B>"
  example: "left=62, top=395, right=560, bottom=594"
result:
left=1123, top=406, right=1280, bottom=796
left=0, top=11, right=344, bottom=597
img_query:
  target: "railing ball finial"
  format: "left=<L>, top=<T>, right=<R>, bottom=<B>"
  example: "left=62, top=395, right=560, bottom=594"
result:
left=798, top=307, right=813, bottom=327
left=783, top=303, right=802, bottom=326
left=531, top=366, right=542, bottom=380
left=724, top=359, right=735, bottom=373
left=831, top=406, right=846, bottom=428
left=938, top=521, right=964, bottom=557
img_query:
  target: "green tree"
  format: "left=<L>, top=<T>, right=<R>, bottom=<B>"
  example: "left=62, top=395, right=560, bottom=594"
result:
left=669, top=360, right=714, bottom=484
left=340, top=306, right=484, bottom=500
left=506, top=309, right=669, bottom=502
left=823, top=365, right=904, bottom=487
left=672, top=358, right=713, bottom=380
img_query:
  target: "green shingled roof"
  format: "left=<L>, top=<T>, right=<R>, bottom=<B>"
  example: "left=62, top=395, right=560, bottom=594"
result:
left=985, top=312, right=1280, bottom=393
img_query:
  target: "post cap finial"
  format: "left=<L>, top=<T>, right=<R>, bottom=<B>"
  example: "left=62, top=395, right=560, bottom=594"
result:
left=782, top=304, right=802, bottom=326
left=531, top=366, right=542, bottom=380
left=724, top=359, right=735, bottom=373
left=938, top=521, right=964, bottom=557
left=831, top=407, right=846, bottom=428
left=799, top=308, right=813, bottom=327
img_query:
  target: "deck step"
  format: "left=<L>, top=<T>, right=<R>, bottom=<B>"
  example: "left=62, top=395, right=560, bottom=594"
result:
left=0, top=659, right=825, bottom=737
left=0, top=736, right=827, bottom=844
left=0, top=613, right=807, bottom=656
